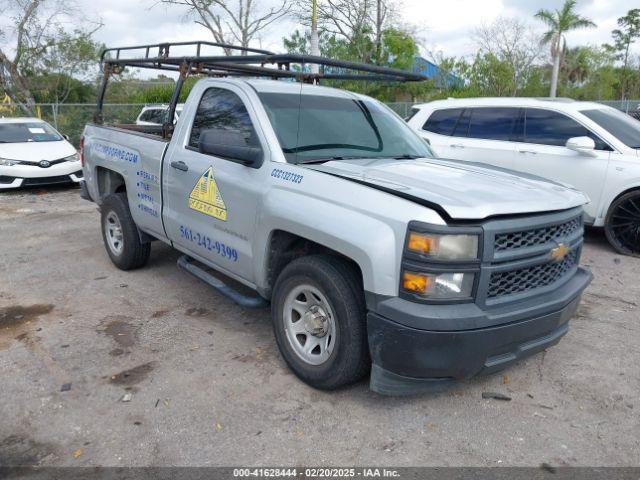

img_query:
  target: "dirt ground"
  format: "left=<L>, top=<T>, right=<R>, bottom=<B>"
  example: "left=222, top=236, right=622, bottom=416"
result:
left=0, top=185, right=638, bottom=468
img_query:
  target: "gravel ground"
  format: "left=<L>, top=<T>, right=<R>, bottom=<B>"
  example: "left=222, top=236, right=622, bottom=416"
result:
left=0, top=185, right=638, bottom=467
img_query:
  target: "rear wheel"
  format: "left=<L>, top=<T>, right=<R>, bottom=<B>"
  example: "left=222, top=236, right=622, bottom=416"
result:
left=604, top=191, right=640, bottom=257
left=271, top=255, right=369, bottom=390
left=100, top=192, right=151, bottom=270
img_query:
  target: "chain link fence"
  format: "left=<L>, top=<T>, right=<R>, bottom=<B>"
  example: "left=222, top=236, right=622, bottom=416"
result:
left=386, top=102, right=415, bottom=119
left=1, top=99, right=638, bottom=147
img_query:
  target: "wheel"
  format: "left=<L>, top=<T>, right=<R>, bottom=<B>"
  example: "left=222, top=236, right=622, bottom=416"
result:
left=271, top=255, right=370, bottom=390
left=604, top=190, right=640, bottom=257
left=100, top=192, right=151, bottom=270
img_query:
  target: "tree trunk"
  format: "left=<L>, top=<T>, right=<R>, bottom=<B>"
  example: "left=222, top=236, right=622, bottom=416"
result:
left=621, top=43, right=630, bottom=101
left=375, top=0, right=383, bottom=64
left=549, top=35, right=561, bottom=98
left=310, top=0, right=320, bottom=73
left=0, top=53, right=36, bottom=116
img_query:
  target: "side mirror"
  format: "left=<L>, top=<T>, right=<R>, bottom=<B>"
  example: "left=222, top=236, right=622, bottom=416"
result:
left=566, top=136, right=596, bottom=157
left=199, top=129, right=262, bottom=168
left=62, top=134, right=70, bottom=141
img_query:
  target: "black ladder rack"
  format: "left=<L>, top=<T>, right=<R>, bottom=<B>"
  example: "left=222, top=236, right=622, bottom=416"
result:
left=95, top=40, right=427, bottom=133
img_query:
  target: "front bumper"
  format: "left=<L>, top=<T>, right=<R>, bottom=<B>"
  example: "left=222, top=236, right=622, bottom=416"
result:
left=368, top=267, right=592, bottom=395
left=0, top=162, right=83, bottom=189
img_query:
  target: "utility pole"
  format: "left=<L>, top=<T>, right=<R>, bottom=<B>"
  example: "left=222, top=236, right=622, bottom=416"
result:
left=310, top=0, right=320, bottom=73
left=375, top=0, right=382, bottom=64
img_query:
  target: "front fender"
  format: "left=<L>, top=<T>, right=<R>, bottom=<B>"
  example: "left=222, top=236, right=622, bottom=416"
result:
left=255, top=189, right=405, bottom=297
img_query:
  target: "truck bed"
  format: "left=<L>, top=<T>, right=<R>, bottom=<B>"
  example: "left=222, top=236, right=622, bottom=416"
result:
left=82, top=123, right=169, bottom=241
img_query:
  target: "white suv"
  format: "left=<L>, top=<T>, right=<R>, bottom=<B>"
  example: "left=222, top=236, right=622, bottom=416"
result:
left=407, top=98, right=640, bottom=256
left=135, top=104, right=184, bottom=125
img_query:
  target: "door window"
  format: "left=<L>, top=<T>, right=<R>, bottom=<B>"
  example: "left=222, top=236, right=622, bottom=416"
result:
left=188, top=88, right=259, bottom=151
left=466, top=108, right=520, bottom=141
left=422, top=108, right=463, bottom=136
left=405, top=107, right=420, bottom=121
left=580, top=108, right=640, bottom=149
left=524, top=108, right=611, bottom=150
left=452, top=109, right=471, bottom=137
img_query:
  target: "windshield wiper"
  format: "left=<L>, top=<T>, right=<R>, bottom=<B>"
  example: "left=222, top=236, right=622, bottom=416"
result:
left=294, top=155, right=371, bottom=164
left=295, top=154, right=424, bottom=164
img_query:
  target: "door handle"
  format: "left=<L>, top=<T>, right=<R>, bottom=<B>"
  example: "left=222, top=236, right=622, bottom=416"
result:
left=450, top=144, right=465, bottom=148
left=171, top=160, right=188, bottom=171
left=518, top=150, right=537, bottom=155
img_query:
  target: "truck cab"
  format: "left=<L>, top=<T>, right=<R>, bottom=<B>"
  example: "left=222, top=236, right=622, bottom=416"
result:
left=80, top=42, right=592, bottom=395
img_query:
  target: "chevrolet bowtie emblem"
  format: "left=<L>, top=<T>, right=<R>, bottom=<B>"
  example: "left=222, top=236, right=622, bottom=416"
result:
left=550, top=243, right=569, bottom=262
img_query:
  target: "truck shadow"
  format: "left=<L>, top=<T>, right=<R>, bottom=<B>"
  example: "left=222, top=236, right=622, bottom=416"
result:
left=583, top=226, right=610, bottom=250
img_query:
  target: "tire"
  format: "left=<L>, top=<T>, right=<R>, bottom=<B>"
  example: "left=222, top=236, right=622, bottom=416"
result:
left=271, top=254, right=370, bottom=390
left=100, top=192, right=151, bottom=270
left=604, top=190, right=640, bottom=257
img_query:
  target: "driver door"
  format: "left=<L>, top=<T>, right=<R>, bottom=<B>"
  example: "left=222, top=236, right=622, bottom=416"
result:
left=162, top=84, right=265, bottom=284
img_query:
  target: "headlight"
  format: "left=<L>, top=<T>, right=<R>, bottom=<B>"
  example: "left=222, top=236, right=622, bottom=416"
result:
left=407, top=231, right=479, bottom=261
left=63, top=153, right=79, bottom=162
left=402, top=271, right=475, bottom=299
left=0, top=158, right=23, bottom=166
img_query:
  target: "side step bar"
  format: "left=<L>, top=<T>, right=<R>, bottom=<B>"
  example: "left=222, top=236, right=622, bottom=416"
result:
left=177, top=255, right=269, bottom=309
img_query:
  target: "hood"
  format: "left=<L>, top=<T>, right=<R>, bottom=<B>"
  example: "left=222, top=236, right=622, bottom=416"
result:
left=304, top=158, right=589, bottom=220
left=0, top=140, right=76, bottom=162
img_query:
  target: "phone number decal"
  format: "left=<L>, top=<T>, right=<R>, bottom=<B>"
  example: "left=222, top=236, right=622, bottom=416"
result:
left=179, top=225, right=238, bottom=262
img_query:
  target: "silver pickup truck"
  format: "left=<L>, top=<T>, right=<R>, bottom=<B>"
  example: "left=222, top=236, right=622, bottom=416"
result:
left=80, top=43, right=592, bottom=395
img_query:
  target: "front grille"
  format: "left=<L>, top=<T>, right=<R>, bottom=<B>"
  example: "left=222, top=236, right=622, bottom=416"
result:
left=487, top=249, right=579, bottom=299
left=23, top=175, right=73, bottom=186
left=494, top=217, right=581, bottom=252
left=0, top=175, right=16, bottom=184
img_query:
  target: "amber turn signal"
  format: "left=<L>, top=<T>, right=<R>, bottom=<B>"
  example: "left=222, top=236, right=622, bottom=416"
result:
left=407, top=232, right=436, bottom=254
left=402, top=272, right=432, bottom=294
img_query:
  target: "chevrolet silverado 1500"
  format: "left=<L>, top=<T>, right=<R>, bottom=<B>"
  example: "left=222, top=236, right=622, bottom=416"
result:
left=80, top=42, right=592, bottom=395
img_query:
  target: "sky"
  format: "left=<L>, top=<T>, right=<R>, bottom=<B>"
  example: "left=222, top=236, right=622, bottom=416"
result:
left=71, top=0, right=639, bottom=61
left=2, top=0, right=638, bottom=70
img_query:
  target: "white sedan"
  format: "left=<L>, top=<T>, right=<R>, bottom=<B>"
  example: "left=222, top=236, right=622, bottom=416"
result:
left=0, top=118, right=82, bottom=189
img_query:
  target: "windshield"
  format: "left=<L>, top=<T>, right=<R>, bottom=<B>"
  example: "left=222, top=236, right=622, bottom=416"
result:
left=580, top=108, right=640, bottom=149
left=258, top=92, right=434, bottom=163
left=0, top=122, right=62, bottom=143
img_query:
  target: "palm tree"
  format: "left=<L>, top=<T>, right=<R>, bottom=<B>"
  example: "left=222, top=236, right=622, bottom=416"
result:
left=535, top=0, right=596, bottom=97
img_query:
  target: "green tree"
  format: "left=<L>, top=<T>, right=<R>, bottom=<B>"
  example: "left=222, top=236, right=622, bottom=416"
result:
left=0, top=0, right=102, bottom=115
left=559, top=46, right=616, bottom=99
left=27, top=29, right=104, bottom=105
left=466, top=53, right=515, bottom=97
left=378, top=28, right=418, bottom=70
left=608, top=9, right=640, bottom=99
left=474, top=17, right=544, bottom=96
left=535, top=0, right=596, bottom=98
left=282, top=26, right=427, bottom=101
